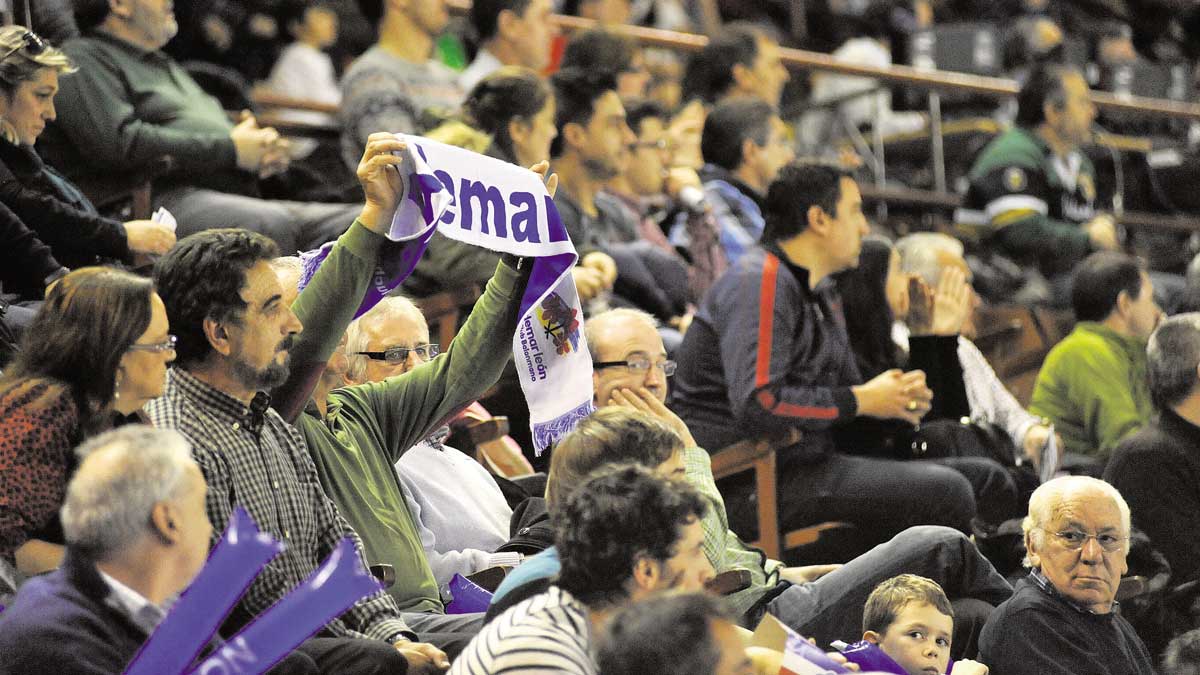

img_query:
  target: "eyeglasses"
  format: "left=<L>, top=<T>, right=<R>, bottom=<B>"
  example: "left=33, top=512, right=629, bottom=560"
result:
left=633, top=138, right=669, bottom=152
left=1039, top=527, right=1128, bottom=553
left=355, top=343, right=440, bottom=363
left=593, top=357, right=677, bottom=377
left=1, top=30, right=48, bottom=62
left=127, top=334, right=177, bottom=353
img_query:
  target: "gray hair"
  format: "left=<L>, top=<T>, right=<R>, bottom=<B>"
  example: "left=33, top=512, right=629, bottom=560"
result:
left=1147, top=313, right=1200, bottom=410
left=584, top=308, right=660, bottom=360
left=270, top=256, right=304, bottom=281
left=62, top=426, right=196, bottom=560
left=343, top=296, right=425, bottom=381
left=1021, top=475, right=1132, bottom=568
left=895, top=232, right=965, bottom=286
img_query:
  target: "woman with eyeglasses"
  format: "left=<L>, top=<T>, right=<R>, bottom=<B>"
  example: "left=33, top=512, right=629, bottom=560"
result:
left=0, top=26, right=175, bottom=271
left=0, top=267, right=175, bottom=578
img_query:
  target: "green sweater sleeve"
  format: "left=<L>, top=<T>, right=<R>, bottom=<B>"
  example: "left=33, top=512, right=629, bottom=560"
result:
left=56, top=39, right=238, bottom=174
left=274, top=219, right=379, bottom=422
left=340, top=259, right=528, bottom=461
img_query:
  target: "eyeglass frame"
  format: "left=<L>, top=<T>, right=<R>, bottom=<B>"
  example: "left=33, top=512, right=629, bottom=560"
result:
left=593, top=357, right=677, bottom=377
left=353, top=343, right=440, bottom=363
left=0, top=30, right=48, bottom=62
left=126, top=334, right=178, bottom=353
left=1036, top=526, right=1129, bottom=553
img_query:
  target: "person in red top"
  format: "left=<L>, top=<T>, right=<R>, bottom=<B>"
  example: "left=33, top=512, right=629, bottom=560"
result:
left=0, top=267, right=175, bottom=577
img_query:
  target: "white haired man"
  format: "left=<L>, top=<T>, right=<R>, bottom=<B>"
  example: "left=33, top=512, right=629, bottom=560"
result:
left=978, top=476, right=1154, bottom=675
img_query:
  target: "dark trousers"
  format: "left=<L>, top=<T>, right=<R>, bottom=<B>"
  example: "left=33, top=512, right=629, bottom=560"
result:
left=283, top=637, right=409, bottom=674
left=158, top=186, right=361, bottom=256
left=722, top=450, right=978, bottom=560
left=762, top=525, right=1013, bottom=660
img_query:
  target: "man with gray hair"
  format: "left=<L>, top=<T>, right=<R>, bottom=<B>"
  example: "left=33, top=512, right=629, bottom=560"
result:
left=895, top=232, right=1057, bottom=473
left=978, top=475, right=1154, bottom=675
left=1107, top=313, right=1200, bottom=586
left=0, top=426, right=219, bottom=673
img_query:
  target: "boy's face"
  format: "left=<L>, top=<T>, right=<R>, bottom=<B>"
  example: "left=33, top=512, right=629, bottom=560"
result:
left=865, top=602, right=952, bottom=675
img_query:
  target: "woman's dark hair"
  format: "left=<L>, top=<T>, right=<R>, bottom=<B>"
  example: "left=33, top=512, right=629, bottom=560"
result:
left=598, top=593, right=733, bottom=675
left=560, top=28, right=638, bottom=80
left=0, top=267, right=154, bottom=427
left=546, top=407, right=682, bottom=509
left=554, top=464, right=706, bottom=608
left=700, top=96, right=773, bottom=171
left=153, top=229, right=280, bottom=368
left=462, top=66, right=551, bottom=163
left=1071, top=251, right=1144, bottom=322
left=682, top=24, right=761, bottom=104
left=837, top=236, right=901, bottom=379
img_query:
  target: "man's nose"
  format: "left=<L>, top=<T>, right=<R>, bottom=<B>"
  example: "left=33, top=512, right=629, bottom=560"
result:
left=643, top=363, right=665, bottom=388
left=1080, top=535, right=1105, bottom=561
left=286, top=307, right=303, bottom=335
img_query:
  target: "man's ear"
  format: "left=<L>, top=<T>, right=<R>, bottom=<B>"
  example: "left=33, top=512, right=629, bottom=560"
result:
left=150, top=501, right=180, bottom=546
left=562, top=121, right=587, bottom=153
left=1024, top=530, right=1041, bottom=569
left=863, top=630, right=882, bottom=645
left=108, top=0, right=133, bottom=20
left=806, top=204, right=829, bottom=236
left=740, top=137, right=759, bottom=168
left=202, top=316, right=234, bottom=358
left=1115, top=289, right=1133, bottom=319
left=496, top=8, right=520, bottom=41
left=630, top=555, right=659, bottom=593
left=730, top=62, right=753, bottom=93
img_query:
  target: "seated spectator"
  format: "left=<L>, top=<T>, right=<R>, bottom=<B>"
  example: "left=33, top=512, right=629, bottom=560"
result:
left=1030, top=251, right=1162, bottom=465
left=959, top=65, right=1119, bottom=304
left=264, top=1, right=341, bottom=129
left=418, top=67, right=550, bottom=296
left=598, top=593, right=774, bottom=675
left=895, top=232, right=1058, bottom=473
left=336, top=297, right=518, bottom=586
left=836, top=237, right=1021, bottom=526
left=559, top=28, right=651, bottom=100
left=0, top=267, right=174, bottom=577
left=1107, top=313, right=1200, bottom=587
left=978, top=476, right=1155, bottom=675
left=340, top=0, right=463, bottom=170
left=583, top=308, right=1012, bottom=658
left=1165, top=627, right=1200, bottom=675
left=0, top=26, right=175, bottom=270
left=146, top=138, right=453, bottom=672
left=670, top=163, right=982, bottom=553
left=458, top=0, right=554, bottom=93
left=0, top=199, right=66, bottom=349
left=681, top=25, right=789, bottom=108
left=607, top=98, right=725, bottom=303
left=860, top=575, right=990, bottom=675
left=450, top=463, right=712, bottom=675
left=696, top=97, right=794, bottom=267
left=43, top=2, right=363, bottom=257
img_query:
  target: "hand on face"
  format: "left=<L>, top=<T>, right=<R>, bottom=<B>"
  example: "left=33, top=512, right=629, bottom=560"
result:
left=609, top=386, right=696, bottom=448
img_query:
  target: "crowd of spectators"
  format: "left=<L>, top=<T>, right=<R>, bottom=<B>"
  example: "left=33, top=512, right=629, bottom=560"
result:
left=3, top=0, right=1200, bottom=673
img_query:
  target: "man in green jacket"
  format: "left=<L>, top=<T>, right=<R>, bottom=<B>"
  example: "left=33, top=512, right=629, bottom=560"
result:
left=960, top=65, right=1118, bottom=301
left=1031, top=251, right=1163, bottom=466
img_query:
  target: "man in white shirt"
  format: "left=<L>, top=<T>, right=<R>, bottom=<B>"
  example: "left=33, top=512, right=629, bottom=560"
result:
left=459, top=0, right=556, bottom=92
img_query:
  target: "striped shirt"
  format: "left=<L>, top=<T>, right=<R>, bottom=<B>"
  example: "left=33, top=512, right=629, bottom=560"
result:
left=449, top=586, right=596, bottom=675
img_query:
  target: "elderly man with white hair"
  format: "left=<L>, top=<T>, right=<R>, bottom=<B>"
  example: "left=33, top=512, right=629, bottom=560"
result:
left=978, top=476, right=1154, bottom=675
left=895, top=232, right=1058, bottom=473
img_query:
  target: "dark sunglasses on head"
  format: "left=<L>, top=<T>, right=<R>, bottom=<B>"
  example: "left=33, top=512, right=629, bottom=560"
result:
left=0, top=30, right=47, bottom=62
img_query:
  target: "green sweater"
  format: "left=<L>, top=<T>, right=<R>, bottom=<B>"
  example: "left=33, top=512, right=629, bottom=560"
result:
left=962, top=126, right=1098, bottom=278
left=1029, top=322, right=1152, bottom=462
left=683, top=446, right=783, bottom=620
left=43, top=32, right=242, bottom=193
left=294, top=255, right=527, bottom=611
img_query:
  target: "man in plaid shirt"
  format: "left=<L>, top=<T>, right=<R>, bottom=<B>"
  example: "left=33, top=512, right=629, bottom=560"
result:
left=146, top=137, right=448, bottom=673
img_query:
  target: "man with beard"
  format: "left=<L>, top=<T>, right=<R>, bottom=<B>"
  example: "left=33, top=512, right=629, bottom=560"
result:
left=145, top=138, right=451, bottom=673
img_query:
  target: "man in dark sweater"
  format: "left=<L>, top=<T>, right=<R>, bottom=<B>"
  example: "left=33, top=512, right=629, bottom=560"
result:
left=0, top=425, right=315, bottom=674
left=670, top=163, right=979, bottom=552
left=979, top=476, right=1154, bottom=675
left=1107, top=313, right=1200, bottom=585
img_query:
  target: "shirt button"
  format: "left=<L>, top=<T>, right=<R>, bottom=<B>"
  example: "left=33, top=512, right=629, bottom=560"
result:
left=232, top=422, right=240, bottom=431
left=284, top=530, right=291, bottom=539
left=272, top=481, right=280, bottom=489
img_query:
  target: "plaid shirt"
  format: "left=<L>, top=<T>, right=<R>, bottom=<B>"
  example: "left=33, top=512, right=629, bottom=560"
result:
left=145, top=368, right=413, bottom=643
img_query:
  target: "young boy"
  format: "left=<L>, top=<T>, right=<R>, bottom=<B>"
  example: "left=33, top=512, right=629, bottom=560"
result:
left=862, top=574, right=989, bottom=675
